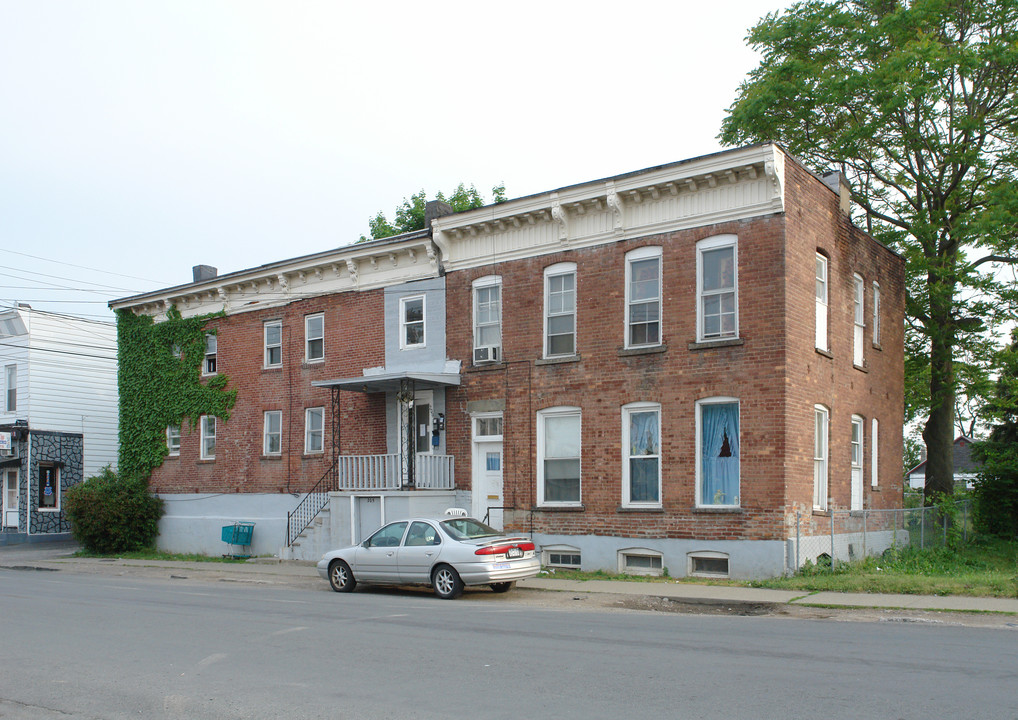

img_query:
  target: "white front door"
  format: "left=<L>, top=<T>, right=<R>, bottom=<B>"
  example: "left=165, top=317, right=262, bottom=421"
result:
left=3, top=468, right=18, bottom=529
left=473, top=441, right=504, bottom=529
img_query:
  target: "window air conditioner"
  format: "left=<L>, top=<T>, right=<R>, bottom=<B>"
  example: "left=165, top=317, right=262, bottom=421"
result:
left=473, top=345, right=500, bottom=364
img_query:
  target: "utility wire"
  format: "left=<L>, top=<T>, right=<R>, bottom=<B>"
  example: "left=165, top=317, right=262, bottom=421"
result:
left=0, top=247, right=170, bottom=285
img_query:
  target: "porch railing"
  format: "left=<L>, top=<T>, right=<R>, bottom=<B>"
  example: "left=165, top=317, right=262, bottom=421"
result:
left=286, top=453, right=455, bottom=546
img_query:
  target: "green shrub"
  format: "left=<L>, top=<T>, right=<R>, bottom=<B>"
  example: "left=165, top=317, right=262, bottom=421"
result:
left=65, top=466, right=164, bottom=553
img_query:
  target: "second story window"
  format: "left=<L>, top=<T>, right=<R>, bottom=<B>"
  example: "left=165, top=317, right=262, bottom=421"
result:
left=626, top=247, right=662, bottom=348
left=400, top=295, right=425, bottom=349
left=473, top=277, right=501, bottom=363
left=305, top=314, right=324, bottom=362
left=697, top=236, right=738, bottom=341
left=545, top=263, right=576, bottom=357
left=853, top=274, right=865, bottom=367
left=203, top=335, right=217, bottom=376
left=872, top=282, right=881, bottom=346
left=815, top=253, right=829, bottom=352
left=264, top=321, right=282, bottom=368
left=4, top=364, right=16, bottom=412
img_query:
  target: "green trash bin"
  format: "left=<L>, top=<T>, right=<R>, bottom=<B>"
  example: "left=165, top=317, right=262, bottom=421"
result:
left=221, top=522, right=255, bottom=558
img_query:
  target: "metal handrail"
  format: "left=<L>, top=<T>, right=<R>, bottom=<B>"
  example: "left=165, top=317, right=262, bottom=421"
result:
left=286, top=462, right=336, bottom=547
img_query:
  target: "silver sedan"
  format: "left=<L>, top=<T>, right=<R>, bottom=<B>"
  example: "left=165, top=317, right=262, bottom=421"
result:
left=316, top=516, right=540, bottom=599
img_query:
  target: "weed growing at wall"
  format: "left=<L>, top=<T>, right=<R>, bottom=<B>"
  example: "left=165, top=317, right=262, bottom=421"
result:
left=117, top=307, right=237, bottom=481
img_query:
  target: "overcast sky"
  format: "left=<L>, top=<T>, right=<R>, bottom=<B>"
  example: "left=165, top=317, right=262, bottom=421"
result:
left=1, top=0, right=791, bottom=322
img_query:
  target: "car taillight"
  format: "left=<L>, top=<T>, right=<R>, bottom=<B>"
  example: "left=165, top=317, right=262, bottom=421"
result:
left=475, top=541, right=536, bottom=556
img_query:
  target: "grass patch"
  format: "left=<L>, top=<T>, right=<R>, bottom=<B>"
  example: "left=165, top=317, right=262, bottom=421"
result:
left=752, top=537, right=1018, bottom=598
left=74, top=549, right=250, bottom=563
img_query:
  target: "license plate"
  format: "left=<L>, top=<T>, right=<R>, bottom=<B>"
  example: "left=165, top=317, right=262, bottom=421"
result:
left=493, top=562, right=511, bottom=569
left=506, top=547, right=523, bottom=559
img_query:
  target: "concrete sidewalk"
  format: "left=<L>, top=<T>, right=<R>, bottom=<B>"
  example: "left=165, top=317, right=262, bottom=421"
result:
left=2, top=541, right=1016, bottom=615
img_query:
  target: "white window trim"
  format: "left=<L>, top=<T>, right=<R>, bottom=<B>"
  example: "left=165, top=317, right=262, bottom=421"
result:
left=687, top=550, right=731, bottom=579
left=543, top=545, right=582, bottom=569
left=264, top=320, right=282, bottom=368
left=871, top=418, right=879, bottom=488
left=872, top=281, right=881, bottom=346
left=472, top=275, right=502, bottom=354
left=305, top=313, right=324, bottom=363
left=200, top=415, right=216, bottom=460
left=202, top=334, right=217, bottom=376
left=544, top=262, right=577, bottom=358
left=814, top=405, right=829, bottom=510
left=536, top=406, right=582, bottom=507
left=695, top=235, right=739, bottom=342
left=624, top=246, right=663, bottom=349
left=166, top=425, right=180, bottom=457
left=851, top=414, right=865, bottom=511
left=263, top=410, right=282, bottom=456
left=853, top=273, right=865, bottom=367
left=38, top=465, right=60, bottom=513
left=694, top=397, right=741, bottom=509
left=472, top=411, right=504, bottom=442
left=618, top=547, right=664, bottom=576
left=305, top=407, right=325, bottom=454
left=5, top=364, right=16, bottom=412
left=399, top=294, right=427, bottom=350
left=621, top=401, right=662, bottom=508
left=816, top=253, right=829, bottom=352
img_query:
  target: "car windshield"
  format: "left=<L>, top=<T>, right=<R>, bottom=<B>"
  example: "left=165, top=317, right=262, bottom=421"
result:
left=440, top=518, right=502, bottom=540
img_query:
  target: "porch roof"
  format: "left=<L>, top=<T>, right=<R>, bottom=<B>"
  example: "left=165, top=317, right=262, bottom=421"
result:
left=311, top=370, right=460, bottom=394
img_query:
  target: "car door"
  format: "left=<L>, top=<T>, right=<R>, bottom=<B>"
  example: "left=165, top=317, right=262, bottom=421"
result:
left=352, top=521, right=407, bottom=582
left=397, top=520, right=442, bottom=584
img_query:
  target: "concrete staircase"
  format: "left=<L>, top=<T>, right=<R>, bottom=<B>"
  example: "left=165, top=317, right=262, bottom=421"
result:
left=282, top=507, right=332, bottom=561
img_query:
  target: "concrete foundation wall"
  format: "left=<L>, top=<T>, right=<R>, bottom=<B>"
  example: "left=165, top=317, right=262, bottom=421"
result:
left=157, top=493, right=296, bottom=557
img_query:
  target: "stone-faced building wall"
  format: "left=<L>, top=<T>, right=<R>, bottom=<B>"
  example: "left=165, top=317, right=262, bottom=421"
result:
left=29, top=429, right=84, bottom=535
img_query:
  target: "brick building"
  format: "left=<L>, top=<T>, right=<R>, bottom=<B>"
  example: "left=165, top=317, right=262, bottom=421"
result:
left=112, top=143, right=904, bottom=577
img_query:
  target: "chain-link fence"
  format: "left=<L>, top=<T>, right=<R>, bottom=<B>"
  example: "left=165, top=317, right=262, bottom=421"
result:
left=790, top=499, right=972, bottom=571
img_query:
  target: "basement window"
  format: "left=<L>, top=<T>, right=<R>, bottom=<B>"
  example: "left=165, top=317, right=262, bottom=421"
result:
left=543, top=545, right=581, bottom=569
left=619, top=548, right=663, bottom=576
left=688, top=551, right=730, bottom=578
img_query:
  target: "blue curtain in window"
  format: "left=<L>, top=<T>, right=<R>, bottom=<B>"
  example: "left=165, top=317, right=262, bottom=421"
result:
left=701, top=403, right=739, bottom=505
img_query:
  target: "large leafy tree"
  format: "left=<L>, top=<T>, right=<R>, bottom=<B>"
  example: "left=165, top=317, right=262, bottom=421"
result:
left=720, top=0, right=1018, bottom=498
left=363, top=182, right=507, bottom=241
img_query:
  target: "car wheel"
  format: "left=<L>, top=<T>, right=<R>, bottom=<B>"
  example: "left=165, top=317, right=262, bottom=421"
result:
left=329, top=560, right=356, bottom=593
left=432, top=565, right=464, bottom=599
left=489, top=582, right=515, bottom=593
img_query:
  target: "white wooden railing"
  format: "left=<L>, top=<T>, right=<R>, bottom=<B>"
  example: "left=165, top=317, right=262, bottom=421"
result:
left=335, top=453, right=454, bottom=490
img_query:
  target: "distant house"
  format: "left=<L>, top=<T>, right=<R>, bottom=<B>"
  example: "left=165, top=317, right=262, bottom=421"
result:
left=907, top=436, right=980, bottom=491
left=0, top=305, right=118, bottom=544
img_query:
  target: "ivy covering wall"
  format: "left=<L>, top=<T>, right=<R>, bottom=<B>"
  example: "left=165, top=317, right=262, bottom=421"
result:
left=117, top=307, right=237, bottom=482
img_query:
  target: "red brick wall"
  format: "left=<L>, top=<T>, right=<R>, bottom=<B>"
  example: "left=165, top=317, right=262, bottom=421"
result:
left=150, top=290, right=388, bottom=494
left=446, top=162, right=905, bottom=542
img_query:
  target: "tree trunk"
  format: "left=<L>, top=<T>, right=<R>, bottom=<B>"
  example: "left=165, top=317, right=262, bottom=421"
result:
left=922, top=282, right=956, bottom=500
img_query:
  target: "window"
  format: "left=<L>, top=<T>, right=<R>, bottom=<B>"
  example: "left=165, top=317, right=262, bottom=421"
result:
left=696, top=399, right=740, bottom=507
left=537, top=407, right=581, bottom=506
left=853, top=274, right=865, bottom=367
left=544, top=549, right=581, bottom=569
left=203, top=335, right=217, bottom=375
left=473, top=414, right=503, bottom=440
left=38, top=465, right=59, bottom=511
left=697, top=236, right=738, bottom=341
left=264, top=321, right=282, bottom=367
left=166, top=425, right=180, bottom=457
left=871, top=418, right=879, bottom=488
left=626, top=247, right=662, bottom=348
left=622, top=402, right=661, bottom=507
left=544, top=263, right=576, bottom=357
left=200, top=415, right=216, bottom=460
left=814, top=406, right=829, bottom=510
left=305, top=407, right=324, bottom=454
left=400, top=295, right=426, bottom=349
left=851, top=415, right=864, bottom=511
left=264, top=411, right=282, bottom=455
left=5, top=364, right=15, bottom=412
left=473, top=276, right=501, bottom=362
left=872, top=282, right=881, bottom=346
left=688, top=552, right=730, bottom=578
left=620, top=549, right=663, bottom=576
left=305, top=314, right=324, bottom=362
left=815, top=254, right=829, bottom=351
left=365, top=521, right=408, bottom=548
